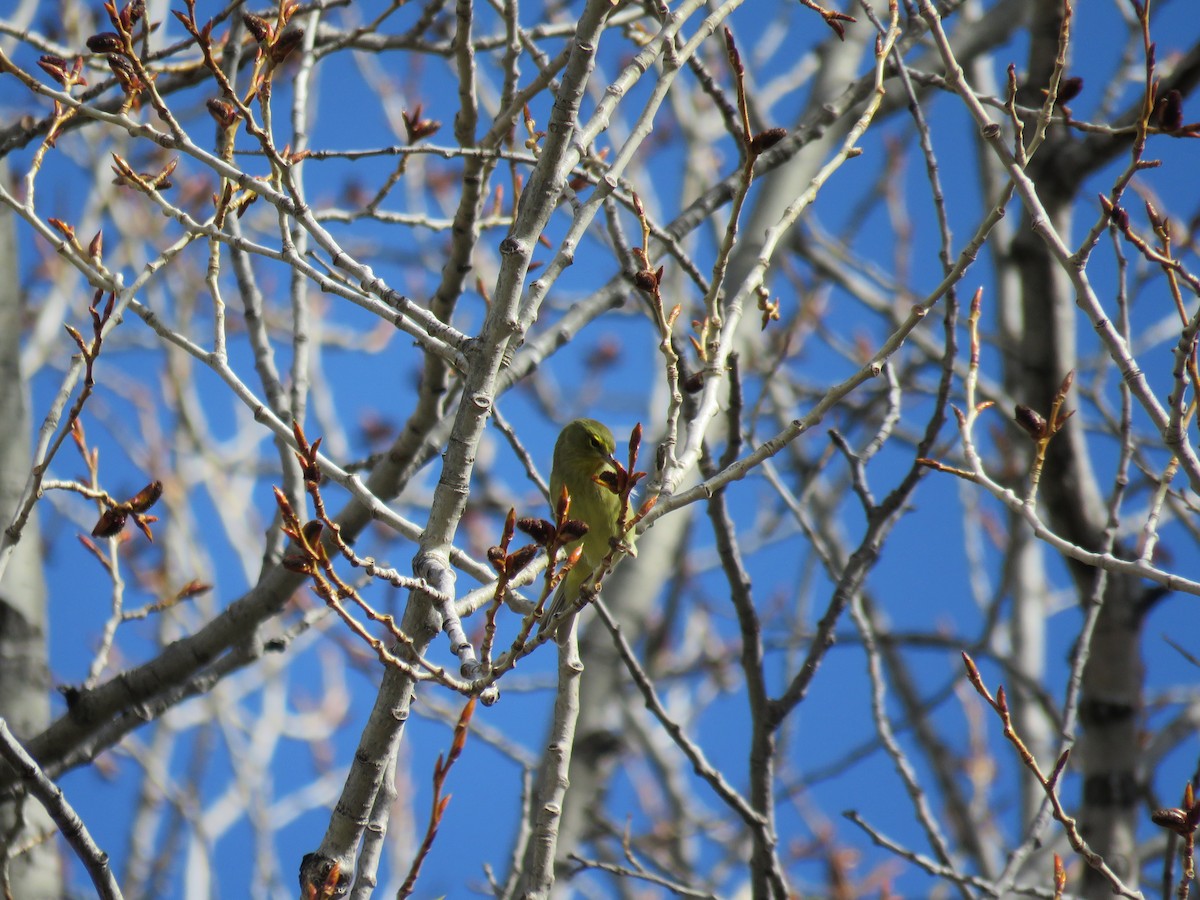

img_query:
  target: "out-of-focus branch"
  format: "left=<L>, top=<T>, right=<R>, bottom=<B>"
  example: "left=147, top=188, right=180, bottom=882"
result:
left=0, top=719, right=119, bottom=900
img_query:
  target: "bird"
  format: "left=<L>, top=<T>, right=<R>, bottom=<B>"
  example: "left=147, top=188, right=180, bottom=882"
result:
left=538, top=418, right=628, bottom=637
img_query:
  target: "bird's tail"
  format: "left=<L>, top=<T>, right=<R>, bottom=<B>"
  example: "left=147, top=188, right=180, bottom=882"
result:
left=536, top=565, right=585, bottom=637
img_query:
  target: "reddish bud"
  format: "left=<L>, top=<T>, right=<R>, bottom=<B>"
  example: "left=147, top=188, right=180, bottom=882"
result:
left=559, top=519, right=589, bottom=543
left=506, top=544, right=538, bottom=574
left=1151, top=807, right=1192, bottom=836
left=1056, top=369, right=1075, bottom=398
left=633, top=269, right=658, bottom=292
left=150, top=157, right=178, bottom=190
left=268, top=28, right=304, bottom=67
left=585, top=338, right=621, bottom=371
left=106, top=53, right=142, bottom=93
left=120, top=0, right=145, bottom=29
left=554, top=486, right=571, bottom=522
left=48, top=218, right=75, bottom=241
left=593, top=469, right=620, bottom=495
left=500, top=507, right=517, bottom=544
left=133, top=514, right=158, bottom=543
left=174, top=580, right=212, bottom=600
left=749, top=127, right=787, bottom=155
left=206, top=98, right=240, bottom=127
left=91, top=507, right=129, bottom=538
left=403, top=106, right=441, bottom=144
left=1157, top=89, right=1183, bottom=132
left=1144, top=199, right=1163, bottom=230
left=107, top=54, right=134, bottom=79
left=516, top=517, right=556, bottom=546
left=281, top=554, right=313, bottom=574
left=636, top=495, right=658, bottom=518
left=1058, top=76, right=1083, bottom=104
left=37, top=55, right=71, bottom=85
left=125, top=480, right=163, bottom=513
left=301, top=519, right=324, bottom=548
left=1014, top=405, right=1047, bottom=440
left=243, top=13, right=272, bottom=44
left=86, top=32, right=124, bottom=54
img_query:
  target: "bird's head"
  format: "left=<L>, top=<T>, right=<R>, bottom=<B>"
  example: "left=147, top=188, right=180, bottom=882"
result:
left=554, top=418, right=617, bottom=478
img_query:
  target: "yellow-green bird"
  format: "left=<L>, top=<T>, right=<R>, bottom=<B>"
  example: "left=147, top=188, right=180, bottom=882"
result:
left=539, top=418, right=629, bottom=636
